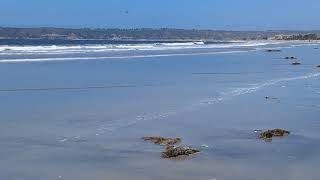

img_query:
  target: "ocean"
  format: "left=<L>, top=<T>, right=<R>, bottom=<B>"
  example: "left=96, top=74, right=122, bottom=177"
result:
left=0, top=39, right=290, bottom=62
left=0, top=39, right=320, bottom=180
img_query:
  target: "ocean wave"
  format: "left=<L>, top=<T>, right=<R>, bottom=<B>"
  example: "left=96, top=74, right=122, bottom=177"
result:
left=0, top=41, right=285, bottom=56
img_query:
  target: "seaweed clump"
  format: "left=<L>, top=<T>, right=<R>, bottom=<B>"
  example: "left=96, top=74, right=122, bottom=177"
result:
left=142, top=136, right=181, bottom=146
left=162, top=146, right=200, bottom=159
left=143, top=136, right=200, bottom=159
left=260, top=129, right=290, bottom=140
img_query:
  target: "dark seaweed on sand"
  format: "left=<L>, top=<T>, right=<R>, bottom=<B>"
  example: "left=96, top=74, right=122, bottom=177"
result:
left=142, top=137, right=181, bottom=146
left=260, top=129, right=290, bottom=140
left=162, top=146, right=200, bottom=159
left=143, top=136, right=200, bottom=159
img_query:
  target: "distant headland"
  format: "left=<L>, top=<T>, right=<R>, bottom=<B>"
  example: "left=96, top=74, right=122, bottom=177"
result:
left=0, top=27, right=319, bottom=41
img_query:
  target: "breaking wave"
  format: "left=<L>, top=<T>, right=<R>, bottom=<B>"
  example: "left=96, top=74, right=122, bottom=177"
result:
left=0, top=41, right=283, bottom=56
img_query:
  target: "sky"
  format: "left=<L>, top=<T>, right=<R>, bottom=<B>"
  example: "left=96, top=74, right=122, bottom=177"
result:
left=0, top=0, right=319, bottom=30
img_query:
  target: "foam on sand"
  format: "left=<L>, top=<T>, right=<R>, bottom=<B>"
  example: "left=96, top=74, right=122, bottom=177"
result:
left=93, top=71, right=320, bottom=134
left=0, top=50, right=249, bottom=63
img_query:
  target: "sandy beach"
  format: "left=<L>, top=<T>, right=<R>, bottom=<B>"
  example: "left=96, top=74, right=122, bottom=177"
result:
left=0, top=41, right=320, bottom=180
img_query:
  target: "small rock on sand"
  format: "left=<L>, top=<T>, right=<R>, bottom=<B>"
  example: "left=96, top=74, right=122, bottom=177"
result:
left=284, top=56, right=297, bottom=59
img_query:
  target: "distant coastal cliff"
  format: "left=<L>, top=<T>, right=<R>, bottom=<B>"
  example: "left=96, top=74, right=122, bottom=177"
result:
left=0, top=27, right=319, bottom=40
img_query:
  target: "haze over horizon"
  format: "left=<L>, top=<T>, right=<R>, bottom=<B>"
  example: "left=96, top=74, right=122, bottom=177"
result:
left=1, top=0, right=320, bottom=30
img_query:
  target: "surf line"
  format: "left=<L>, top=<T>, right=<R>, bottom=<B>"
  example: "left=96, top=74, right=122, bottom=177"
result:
left=0, top=50, right=249, bottom=63
left=98, top=71, right=320, bottom=134
left=201, top=72, right=320, bottom=106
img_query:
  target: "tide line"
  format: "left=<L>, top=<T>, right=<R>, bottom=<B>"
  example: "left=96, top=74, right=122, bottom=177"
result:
left=0, top=50, right=248, bottom=63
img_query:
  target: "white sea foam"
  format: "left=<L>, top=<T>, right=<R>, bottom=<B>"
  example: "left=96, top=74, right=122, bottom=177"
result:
left=0, top=41, right=287, bottom=56
left=0, top=50, right=249, bottom=63
left=94, top=72, right=320, bottom=134
left=203, top=72, right=320, bottom=105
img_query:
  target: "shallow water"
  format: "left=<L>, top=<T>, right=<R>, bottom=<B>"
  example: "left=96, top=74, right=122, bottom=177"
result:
left=0, top=41, right=320, bottom=180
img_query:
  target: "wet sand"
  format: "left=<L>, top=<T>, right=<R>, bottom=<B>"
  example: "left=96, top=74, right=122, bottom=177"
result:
left=0, top=43, right=320, bottom=180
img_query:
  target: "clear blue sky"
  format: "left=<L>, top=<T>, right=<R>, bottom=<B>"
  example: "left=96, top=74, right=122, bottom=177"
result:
left=0, top=0, right=319, bottom=30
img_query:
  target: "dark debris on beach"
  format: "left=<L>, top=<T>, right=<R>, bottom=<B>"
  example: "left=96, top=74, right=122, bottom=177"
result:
left=260, top=129, right=290, bottom=141
left=284, top=56, right=298, bottom=60
left=267, top=49, right=281, bottom=52
left=143, top=136, right=200, bottom=159
left=265, top=96, right=278, bottom=100
left=162, top=146, right=200, bottom=159
left=143, top=136, right=181, bottom=146
left=292, top=61, right=301, bottom=65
